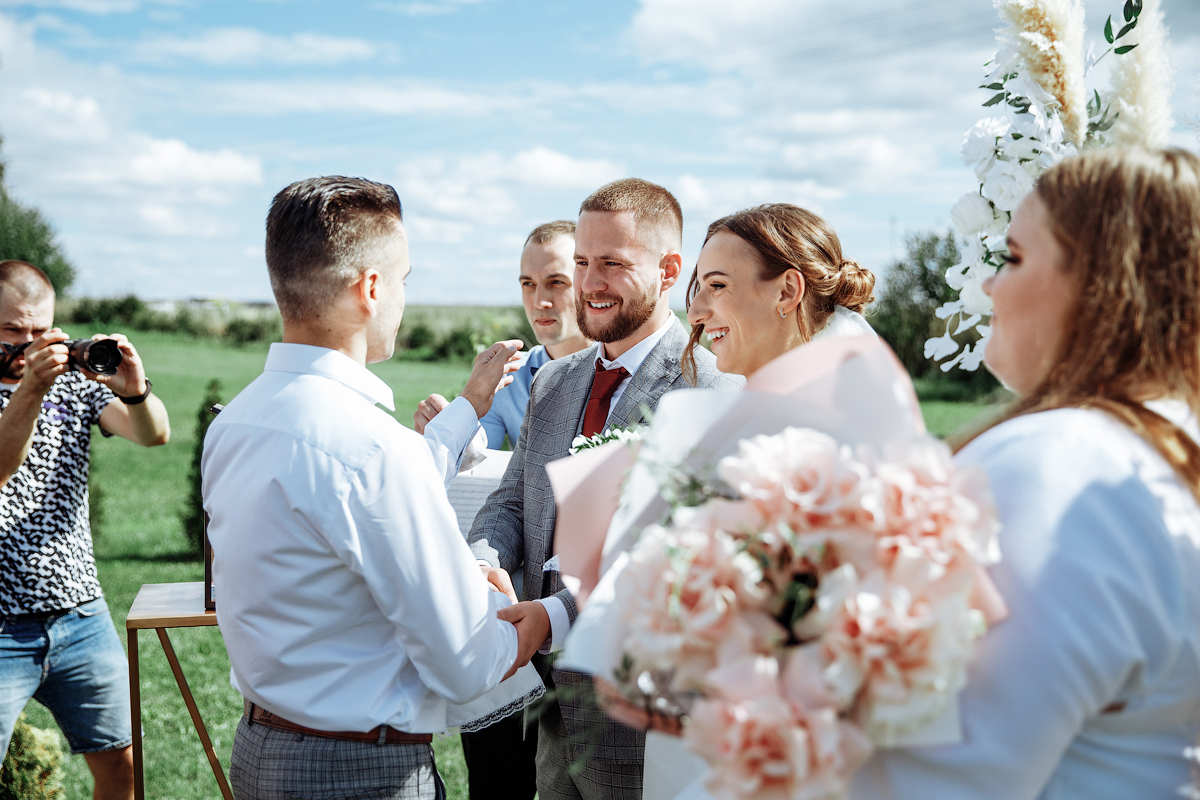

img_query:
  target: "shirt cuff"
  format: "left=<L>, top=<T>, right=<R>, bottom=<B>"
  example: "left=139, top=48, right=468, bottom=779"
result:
left=422, top=396, right=483, bottom=482
left=534, top=596, right=569, bottom=654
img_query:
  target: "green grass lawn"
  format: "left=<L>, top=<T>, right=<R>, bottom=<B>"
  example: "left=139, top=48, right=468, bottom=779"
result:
left=14, top=329, right=999, bottom=798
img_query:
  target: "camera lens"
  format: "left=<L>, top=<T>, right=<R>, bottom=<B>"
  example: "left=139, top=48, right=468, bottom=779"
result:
left=68, top=339, right=123, bottom=375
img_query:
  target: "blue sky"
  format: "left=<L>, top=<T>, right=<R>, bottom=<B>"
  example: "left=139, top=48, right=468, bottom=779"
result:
left=1, top=0, right=1198, bottom=306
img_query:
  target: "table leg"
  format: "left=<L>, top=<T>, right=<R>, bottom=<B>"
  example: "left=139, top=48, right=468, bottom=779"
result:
left=128, top=628, right=143, bottom=800
left=156, top=628, right=234, bottom=800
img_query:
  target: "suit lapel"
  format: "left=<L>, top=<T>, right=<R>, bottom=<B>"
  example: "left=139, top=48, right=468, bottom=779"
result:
left=607, top=318, right=687, bottom=429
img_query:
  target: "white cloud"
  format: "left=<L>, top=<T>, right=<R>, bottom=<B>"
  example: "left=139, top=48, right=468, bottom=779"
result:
left=126, top=139, right=262, bottom=188
left=372, top=0, right=490, bottom=16
left=131, top=28, right=386, bottom=66
left=395, top=147, right=624, bottom=239
left=0, top=0, right=174, bottom=14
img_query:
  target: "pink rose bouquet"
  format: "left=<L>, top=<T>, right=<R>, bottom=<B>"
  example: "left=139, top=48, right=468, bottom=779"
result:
left=612, top=428, right=1000, bottom=799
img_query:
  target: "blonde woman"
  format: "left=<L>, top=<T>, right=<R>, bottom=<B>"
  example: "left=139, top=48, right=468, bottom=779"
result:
left=851, top=148, right=1200, bottom=798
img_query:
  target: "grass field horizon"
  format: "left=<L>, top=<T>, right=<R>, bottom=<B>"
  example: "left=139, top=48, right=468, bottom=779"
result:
left=13, top=327, right=998, bottom=799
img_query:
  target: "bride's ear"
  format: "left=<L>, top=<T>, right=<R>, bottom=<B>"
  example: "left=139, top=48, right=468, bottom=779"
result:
left=778, top=269, right=804, bottom=316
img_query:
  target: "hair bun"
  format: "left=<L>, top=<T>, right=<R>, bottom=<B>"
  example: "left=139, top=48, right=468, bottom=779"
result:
left=831, top=258, right=876, bottom=313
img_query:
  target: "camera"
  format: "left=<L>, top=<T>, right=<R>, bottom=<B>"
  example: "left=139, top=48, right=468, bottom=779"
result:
left=0, top=338, right=124, bottom=376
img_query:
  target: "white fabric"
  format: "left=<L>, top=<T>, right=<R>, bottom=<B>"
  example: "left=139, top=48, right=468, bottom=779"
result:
left=202, top=343, right=527, bottom=734
left=422, top=395, right=484, bottom=481
left=850, top=402, right=1200, bottom=800
left=812, top=304, right=877, bottom=341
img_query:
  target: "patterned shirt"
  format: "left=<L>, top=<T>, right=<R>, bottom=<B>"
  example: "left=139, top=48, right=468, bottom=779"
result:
left=0, top=372, right=114, bottom=614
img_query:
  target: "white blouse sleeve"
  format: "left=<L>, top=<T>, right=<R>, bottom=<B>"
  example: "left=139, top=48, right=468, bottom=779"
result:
left=849, top=411, right=1190, bottom=800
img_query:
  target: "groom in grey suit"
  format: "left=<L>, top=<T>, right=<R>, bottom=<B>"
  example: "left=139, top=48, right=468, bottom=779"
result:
left=471, top=178, right=736, bottom=800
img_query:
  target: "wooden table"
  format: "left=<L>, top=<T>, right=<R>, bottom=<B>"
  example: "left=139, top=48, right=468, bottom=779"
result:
left=126, top=581, right=233, bottom=800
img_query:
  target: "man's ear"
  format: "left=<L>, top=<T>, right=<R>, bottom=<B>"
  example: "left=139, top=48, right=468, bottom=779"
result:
left=660, top=251, right=683, bottom=291
left=355, top=269, right=383, bottom=315
left=779, top=269, right=804, bottom=315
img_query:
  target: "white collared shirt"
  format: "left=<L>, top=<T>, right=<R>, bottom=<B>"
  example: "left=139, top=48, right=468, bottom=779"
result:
left=202, top=343, right=517, bottom=734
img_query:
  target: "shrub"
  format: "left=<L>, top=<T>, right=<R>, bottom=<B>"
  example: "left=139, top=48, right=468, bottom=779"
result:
left=433, top=323, right=478, bottom=362
left=181, top=379, right=223, bottom=557
left=224, top=316, right=281, bottom=346
left=0, top=713, right=65, bottom=800
left=404, top=322, right=436, bottom=350
left=0, top=189, right=75, bottom=295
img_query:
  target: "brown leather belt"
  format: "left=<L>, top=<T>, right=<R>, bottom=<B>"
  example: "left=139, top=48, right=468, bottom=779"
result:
left=245, top=702, right=432, bottom=745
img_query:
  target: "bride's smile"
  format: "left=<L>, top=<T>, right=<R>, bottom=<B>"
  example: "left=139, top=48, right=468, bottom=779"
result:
left=686, top=229, right=805, bottom=378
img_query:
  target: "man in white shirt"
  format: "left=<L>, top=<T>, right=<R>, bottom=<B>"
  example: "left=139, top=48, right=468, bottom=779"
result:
left=468, top=179, right=738, bottom=800
left=202, top=176, right=532, bottom=800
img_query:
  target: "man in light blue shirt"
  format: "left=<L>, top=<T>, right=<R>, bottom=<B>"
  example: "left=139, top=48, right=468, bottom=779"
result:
left=415, top=221, right=590, bottom=451
left=481, top=220, right=591, bottom=448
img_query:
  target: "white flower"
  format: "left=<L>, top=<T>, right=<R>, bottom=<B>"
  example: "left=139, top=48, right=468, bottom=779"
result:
left=924, top=330, right=960, bottom=362
left=999, top=133, right=1041, bottom=163
left=982, top=158, right=1035, bottom=212
left=960, top=268, right=995, bottom=316
left=959, top=340, right=987, bottom=371
left=961, top=118, right=1009, bottom=177
left=950, top=194, right=1001, bottom=238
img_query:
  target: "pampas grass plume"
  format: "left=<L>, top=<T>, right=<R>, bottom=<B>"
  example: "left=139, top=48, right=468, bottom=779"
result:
left=996, top=0, right=1087, bottom=147
left=1110, top=0, right=1174, bottom=148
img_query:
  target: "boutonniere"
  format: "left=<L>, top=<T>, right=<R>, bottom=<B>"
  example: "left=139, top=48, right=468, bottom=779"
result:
left=569, top=425, right=644, bottom=456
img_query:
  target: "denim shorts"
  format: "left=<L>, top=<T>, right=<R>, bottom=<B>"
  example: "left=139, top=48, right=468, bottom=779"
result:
left=0, top=597, right=133, bottom=755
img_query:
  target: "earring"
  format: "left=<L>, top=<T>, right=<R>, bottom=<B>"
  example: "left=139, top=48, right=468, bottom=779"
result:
left=779, top=309, right=787, bottom=319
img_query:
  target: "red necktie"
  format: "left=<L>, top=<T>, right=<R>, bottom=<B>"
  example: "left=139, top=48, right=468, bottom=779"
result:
left=581, top=360, right=629, bottom=438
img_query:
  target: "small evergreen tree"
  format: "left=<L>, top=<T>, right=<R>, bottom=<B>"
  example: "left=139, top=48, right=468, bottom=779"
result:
left=181, top=380, right=223, bottom=557
left=0, top=714, right=65, bottom=800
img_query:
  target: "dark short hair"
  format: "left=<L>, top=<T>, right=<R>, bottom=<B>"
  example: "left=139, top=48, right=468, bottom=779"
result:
left=0, top=260, right=55, bottom=305
left=525, top=220, right=575, bottom=247
left=579, top=178, right=683, bottom=250
left=265, top=177, right=404, bottom=320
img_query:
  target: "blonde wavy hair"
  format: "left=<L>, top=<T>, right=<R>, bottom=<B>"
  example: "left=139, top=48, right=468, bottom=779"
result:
left=958, top=147, right=1200, bottom=502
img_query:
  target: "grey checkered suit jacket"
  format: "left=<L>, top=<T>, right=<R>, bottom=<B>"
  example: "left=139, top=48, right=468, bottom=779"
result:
left=468, top=317, right=739, bottom=766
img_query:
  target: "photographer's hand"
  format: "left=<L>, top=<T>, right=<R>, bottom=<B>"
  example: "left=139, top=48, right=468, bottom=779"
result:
left=92, top=334, right=171, bottom=448
left=460, top=340, right=523, bottom=420
left=0, top=330, right=69, bottom=487
left=19, top=329, right=70, bottom=396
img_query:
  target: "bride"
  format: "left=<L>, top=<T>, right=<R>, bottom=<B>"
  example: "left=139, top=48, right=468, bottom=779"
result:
left=681, top=202, right=876, bottom=384
left=584, top=202, right=879, bottom=799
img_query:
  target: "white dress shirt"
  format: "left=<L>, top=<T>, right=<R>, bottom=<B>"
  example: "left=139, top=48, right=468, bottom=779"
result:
left=202, top=343, right=518, bottom=734
left=422, top=394, right=482, bottom=486
left=850, top=402, right=1200, bottom=800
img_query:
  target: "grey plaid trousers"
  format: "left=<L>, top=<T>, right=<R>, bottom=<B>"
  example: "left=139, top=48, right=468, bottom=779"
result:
left=230, top=716, right=446, bottom=800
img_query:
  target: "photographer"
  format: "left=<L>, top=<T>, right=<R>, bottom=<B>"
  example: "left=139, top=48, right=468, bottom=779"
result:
left=0, top=260, right=168, bottom=800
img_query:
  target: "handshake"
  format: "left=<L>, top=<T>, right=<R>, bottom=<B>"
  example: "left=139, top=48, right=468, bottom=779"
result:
left=480, top=564, right=551, bottom=682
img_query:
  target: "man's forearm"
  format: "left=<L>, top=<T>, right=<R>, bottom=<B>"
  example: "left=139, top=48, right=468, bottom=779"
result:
left=0, top=385, right=43, bottom=485
left=125, top=394, right=170, bottom=446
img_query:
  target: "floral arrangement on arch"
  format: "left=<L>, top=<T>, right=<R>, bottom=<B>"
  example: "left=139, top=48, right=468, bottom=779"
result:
left=609, top=427, right=1002, bottom=799
left=927, top=0, right=1175, bottom=372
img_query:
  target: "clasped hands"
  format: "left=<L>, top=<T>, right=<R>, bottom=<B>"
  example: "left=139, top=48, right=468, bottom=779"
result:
left=481, top=565, right=551, bottom=682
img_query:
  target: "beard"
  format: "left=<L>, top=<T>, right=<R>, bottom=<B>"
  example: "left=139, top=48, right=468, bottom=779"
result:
left=576, top=286, right=658, bottom=344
